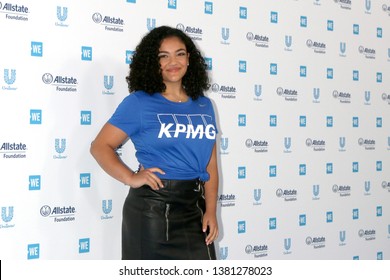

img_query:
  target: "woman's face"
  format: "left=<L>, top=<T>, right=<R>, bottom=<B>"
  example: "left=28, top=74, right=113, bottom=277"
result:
left=158, top=36, right=189, bottom=85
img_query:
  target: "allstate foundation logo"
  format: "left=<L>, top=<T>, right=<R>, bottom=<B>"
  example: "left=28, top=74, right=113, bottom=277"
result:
left=254, top=84, right=263, bottom=101
left=246, top=32, right=269, bottom=48
left=53, top=138, right=67, bottom=159
left=1, top=206, right=15, bottom=229
left=358, top=229, right=376, bottom=241
left=220, top=136, right=229, bottom=155
left=339, top=230, right=346, bottom=246
left=221, top=27, right=230, bottom=45
left=219, top=247, right=228, bottom=260
left=332, top=90, right=351, bottom=103
left=332, top=184, right=351, bottom=197
left=40, top=205, right=76, bottom=222
left=101, top=200, right=113, bottom=220
left=312, top=184, right=320, bottom=200
left=358, top=138, right=375, bottom=150
left=92, top=12, right=124, bottom=32
left=176, top=23, right=203, bottom=41
left=0, top=142, right=27, bottom=159
left=0, top=2, right=29, bottom=21
left=218, top=193, right=236, bottom=207
left=382, top=181, right=390, bottom=192
left=276, top=188, right=297, bottom=202
left=306, top=39, right=326, bottom=54
left=283, top=238, right=292, bottom=255
left=284, top=35, right=293, bottom=51
left=56, top=6, right=68, bottom=27
left=253, top=189, right=262, bottom=205
left=358, top=45, right=376, bottom=59
left=211, top=83, right=236, bottom=99
left=306, top=138, right=326, bottom=151
left=306, top=236, right=326, bottom=249
left=381, top=92, right=390, bottom=105
left=2, top=69, right=17, bottom=90
left=42, top=73, right=78, bottom=92
left=334, top=0, right=352, bottom=10
left=276, top=87, right=298, bottom=101
left=245, top=139, right=268, bottom=153
left=382, top=4, right=390, bottom=16
left=103, top=75, right=114, bottom=95
left=245, top=244, right=268, bottom=258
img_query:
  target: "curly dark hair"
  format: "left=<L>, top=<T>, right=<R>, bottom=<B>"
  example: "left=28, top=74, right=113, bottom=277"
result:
left=126, top=25, right=210, bottom=100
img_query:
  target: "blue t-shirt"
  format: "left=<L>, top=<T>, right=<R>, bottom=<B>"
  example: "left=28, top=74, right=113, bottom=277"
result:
left=108, top=91, right=217, bottom=181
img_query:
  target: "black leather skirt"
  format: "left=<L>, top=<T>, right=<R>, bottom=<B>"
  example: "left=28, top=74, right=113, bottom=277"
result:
left=121, top=179, right=216, bottom=260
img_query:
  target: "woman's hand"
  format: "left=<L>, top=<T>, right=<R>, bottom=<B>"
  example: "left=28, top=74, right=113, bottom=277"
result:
left=128, top=166, right=165, bottom=190
left=202, top=211, right=219, bottom=245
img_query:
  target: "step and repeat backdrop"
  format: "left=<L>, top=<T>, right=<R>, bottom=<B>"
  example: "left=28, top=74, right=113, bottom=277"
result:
left=0, top=0, right=389, bottom=260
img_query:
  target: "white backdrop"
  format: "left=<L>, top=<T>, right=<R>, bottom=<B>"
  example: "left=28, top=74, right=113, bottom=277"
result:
left=0, top=0, right=389, bottom=260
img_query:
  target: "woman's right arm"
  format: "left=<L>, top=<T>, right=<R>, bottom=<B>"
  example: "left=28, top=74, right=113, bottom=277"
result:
left=90, top=122, right=164, bottom=190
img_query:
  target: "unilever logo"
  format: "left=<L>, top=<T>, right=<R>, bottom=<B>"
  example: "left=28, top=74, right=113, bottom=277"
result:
left=219, top=247, right=228, bottom=260
left=312, top=184, right=320, bottom=200
left=147, top=18, right=156, bottom=31
left=339, top=42, right=347, bottom=57
left=339, top=137, right=346, bottom=151
left=284, top=35, right=293, bottom=51
left=283, top=238, right=292, bottom=255
left=364, top=90, right=371, bottom=105
left=221, top=27, right=230, bottom=44
left=54, top=138, right=67, bottom=159
left=364, top=181, right=371, bottom=195
left=103, top=75, right=114, bottom=94
left=365, top=0, right=372, bottom=13
left=220, top=136, right=229, bottom=154
left=313, top=88, right=320, bottom=103
left=1, top=206, right=15, bottom=229
left=56, top=6, right=68, bottom=27
left=3, top=69, right=17, bottom=90
left=284, top=137, right=292, bottom=153
left=339, top=230, right=346, bottom=246
left=101, top=200, right=113, bottom=219
left=253, top=189, right=262, bottom=205
left=254, top=84, right=262, bottom=101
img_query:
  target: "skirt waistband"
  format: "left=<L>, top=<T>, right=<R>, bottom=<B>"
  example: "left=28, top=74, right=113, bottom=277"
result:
left=160, top=178, right=202, bottom=190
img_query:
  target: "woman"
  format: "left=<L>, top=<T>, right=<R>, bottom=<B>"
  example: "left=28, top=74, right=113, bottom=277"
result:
left=90, top=26, right=219, bottom=260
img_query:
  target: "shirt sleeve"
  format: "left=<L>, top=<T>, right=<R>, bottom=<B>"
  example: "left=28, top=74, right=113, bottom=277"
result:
left=108, top=93, right=141, bottom=137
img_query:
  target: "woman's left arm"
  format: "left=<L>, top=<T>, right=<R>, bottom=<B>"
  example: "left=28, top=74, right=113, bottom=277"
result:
left=203, top=143, right=219, bottom=245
